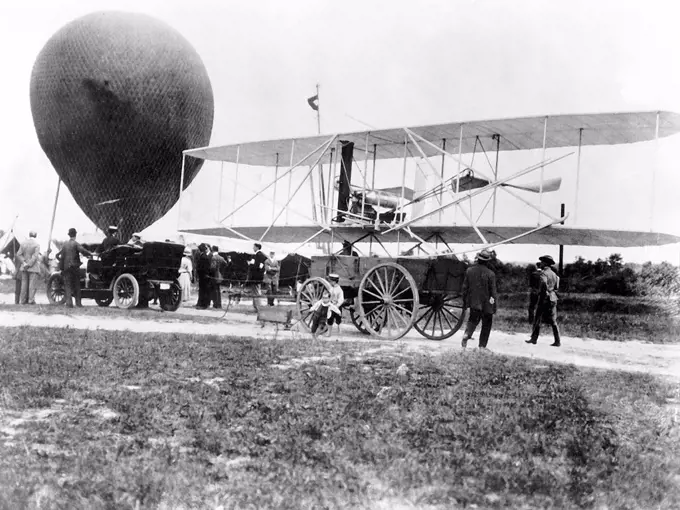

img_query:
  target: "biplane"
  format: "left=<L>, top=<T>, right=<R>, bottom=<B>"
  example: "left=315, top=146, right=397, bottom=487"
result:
left=179, top=110, right=680, bottom=254
left=174, top=111, right=680, bottom=341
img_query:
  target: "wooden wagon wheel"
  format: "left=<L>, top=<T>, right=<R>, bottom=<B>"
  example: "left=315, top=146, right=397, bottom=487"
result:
left=295, top=277, right=332, bottom=332
left=414, top=292, right=466, bottom=340
left=349, top=304, right=370, bottom=335
left=357, top=262, right=419, bottom=340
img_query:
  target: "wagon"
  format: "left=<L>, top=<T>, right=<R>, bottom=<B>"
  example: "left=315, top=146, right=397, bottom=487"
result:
left=296, top=255, right=468, bottom=340
left=46, top=242, right=184, bottom=311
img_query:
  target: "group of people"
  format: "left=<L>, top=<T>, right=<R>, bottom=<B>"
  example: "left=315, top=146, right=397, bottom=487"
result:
left=13, top=230, right=46, bottom=305
left=193, top=243, right=230, bottom=309
left=460, top=249, right=561, bottom=350
left=9, top=224, right=562, bottom=347
left=192, top=242, right=282, bottom=309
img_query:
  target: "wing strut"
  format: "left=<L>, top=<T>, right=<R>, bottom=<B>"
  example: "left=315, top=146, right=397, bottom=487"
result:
left=406, top=129, right=567, bottom=226
left=259, top=135, right=338, bottom=241
left=383, top=151, right=573, bottom=234
left=221, top=135, right=335, bottom=224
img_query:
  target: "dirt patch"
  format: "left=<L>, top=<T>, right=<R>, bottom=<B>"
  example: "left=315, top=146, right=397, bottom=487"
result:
left=1, top=308, right=680, bottom=381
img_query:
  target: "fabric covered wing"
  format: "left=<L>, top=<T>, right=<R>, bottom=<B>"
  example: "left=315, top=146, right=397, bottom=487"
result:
left=183, top=111, right=680, bottom=166
left=180, top=225, right=680, bottom=247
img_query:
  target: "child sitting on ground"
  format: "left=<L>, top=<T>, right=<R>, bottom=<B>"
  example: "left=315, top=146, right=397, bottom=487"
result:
left=309, top=287, right=342, bottom=338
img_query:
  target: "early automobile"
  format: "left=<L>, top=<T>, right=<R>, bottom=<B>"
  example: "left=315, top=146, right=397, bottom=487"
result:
left=46, top=241, right=184, bottom=311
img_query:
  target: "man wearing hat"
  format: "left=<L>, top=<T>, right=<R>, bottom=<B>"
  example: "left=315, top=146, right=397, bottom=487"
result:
left=263, top=250, right=280, bottom=306
left=127, top=233, right=143, bottom=248
left=526, top=255, right=561, bottom=347
left=16, top=231, right=41, bottom=305
left=98, top=226, right=120, bottom=253
left=460, top=249, right=497, bottom=349
left=210, top=245, right=228, bottom=309
left=247, top=243, right=268, bottom=295
left=57, top=228, right=93, bottom=308
left=527, top=262, right=542, bottom=323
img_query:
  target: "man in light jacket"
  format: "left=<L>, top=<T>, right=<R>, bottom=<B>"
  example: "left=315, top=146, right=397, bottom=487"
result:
left=16, top=231, right=41, bottom=305
left=526, top=255, right=561, bottom=347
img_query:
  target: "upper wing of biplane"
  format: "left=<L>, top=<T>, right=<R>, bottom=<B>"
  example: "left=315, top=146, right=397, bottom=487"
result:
left=184, top=111, right=680, bottom=167
left=179, top=225, right=680, bottom=248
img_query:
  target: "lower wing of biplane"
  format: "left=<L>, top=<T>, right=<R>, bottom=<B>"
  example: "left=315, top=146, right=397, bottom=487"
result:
left=179, top=111, right=680, bottom=255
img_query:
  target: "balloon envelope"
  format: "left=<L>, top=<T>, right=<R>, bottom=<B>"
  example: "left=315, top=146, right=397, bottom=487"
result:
left=30, top=11, right=214, bottom=241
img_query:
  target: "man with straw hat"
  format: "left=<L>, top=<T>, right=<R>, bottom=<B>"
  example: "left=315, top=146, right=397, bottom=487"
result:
left=526, top=255, right=561, bottom=347
left=460, top=248, right=497, bottom=349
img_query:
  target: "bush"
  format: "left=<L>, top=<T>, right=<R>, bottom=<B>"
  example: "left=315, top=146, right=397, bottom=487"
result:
left=594, top=267, right=638, bottom=296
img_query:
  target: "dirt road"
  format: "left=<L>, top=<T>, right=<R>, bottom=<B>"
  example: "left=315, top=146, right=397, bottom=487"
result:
left=1, top=290, right=678, bottom=380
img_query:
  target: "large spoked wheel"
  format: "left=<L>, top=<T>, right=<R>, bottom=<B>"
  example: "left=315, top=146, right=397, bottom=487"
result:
left=296, top=277, right=332, bottom=332
left=46, top=273, right=66, bottom=305
left=159, top=280, right=182, bottom=312
left=113, top=273, right=140, bottom=309
left=358, top=262, right=419, bottom=340
left=414, top=292, right=466, bottom=340
left=95, top=296, right=113, bottom=307
left=349, top=304, right=370, bottom=335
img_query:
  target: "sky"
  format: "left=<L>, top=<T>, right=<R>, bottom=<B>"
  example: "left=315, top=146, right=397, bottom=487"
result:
left=1, top=0, right=680, bottom=264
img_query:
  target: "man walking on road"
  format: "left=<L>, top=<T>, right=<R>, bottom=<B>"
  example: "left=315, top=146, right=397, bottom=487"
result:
left=460, top=249, right=497, bottom=349
left=526, top=255, right=561, bottom=347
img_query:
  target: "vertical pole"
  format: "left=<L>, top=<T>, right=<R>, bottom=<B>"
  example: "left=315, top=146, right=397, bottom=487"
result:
left=328, top=144, right=338, bottom=221
left=272, top=153, right=279, bottom=224
left=538, top=116, right=548, bottom=225
left=362, top=132, right=369, bottom=220
left=286, top=140, right=295, bottom=225
left=309, top=163, right=318, bottom=223
left=231, top=146, right=240, bottom=227
left=439, top=138, right=446, bottom=223
left=573, top=128, right=583, bottom=224
left=217, top=161, right=224, bottom=221
left=492, top=134, right=500, bottom=223
left=327, top=148, right=335, bottom=223
left=318, top=163, right=326, bottom=223
left=398, top=134, right=408, bottom=254
left=370, top=144, right=377, bottom=255
left=453, top=124, right=463, bottom=225
left=651, top=111, right=660, bottom=231
left=316, top=83, right=321, bottom=134
left=558, top=203, right=565, bottom=276
left=47, top=178, right=61, bottom=255
left=177, top=154, right=186, bottom=231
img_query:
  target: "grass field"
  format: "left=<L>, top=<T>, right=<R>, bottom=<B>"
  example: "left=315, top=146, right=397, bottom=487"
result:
left=495, top=292, right=680, bottom=344
left=0, top=327, right=678, bottom=509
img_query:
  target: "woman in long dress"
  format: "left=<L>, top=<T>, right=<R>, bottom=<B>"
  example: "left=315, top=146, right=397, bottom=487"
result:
left=179, top=248, right=193, bottom=303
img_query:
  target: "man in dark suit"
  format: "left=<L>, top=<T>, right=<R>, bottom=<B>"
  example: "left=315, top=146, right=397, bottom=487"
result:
left=98, top=226, right=120, bottom=253
left=195, top=243, right=211, bottom=309
left=56, top=228, right=93, bottom=308
left=527, top=262, right=542, bottom=323
left=210, top=245, right=227, bottom=309
left=460, top=249, right=498, bottom=349
left=248, top=243, right=268, bottom=295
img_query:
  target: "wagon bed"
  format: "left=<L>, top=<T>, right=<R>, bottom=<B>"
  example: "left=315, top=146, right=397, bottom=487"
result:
left=296, top=255, right=468, bottom=340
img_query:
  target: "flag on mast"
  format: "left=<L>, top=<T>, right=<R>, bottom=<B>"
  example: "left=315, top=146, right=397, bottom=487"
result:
left=307, top=94, right=319, bottom=111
